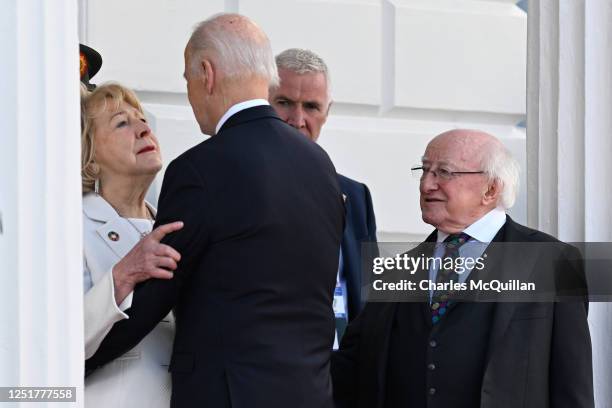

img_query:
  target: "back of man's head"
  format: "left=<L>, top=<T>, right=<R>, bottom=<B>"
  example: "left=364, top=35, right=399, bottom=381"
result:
left=187, top=13, right=279, bottom=87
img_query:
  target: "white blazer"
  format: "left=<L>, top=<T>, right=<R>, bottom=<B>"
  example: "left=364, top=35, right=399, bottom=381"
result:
left=83, top=193, right=173, bottom=408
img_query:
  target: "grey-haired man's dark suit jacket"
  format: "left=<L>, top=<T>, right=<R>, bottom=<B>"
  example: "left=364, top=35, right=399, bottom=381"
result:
left=337, top=174, right=377, bottom=320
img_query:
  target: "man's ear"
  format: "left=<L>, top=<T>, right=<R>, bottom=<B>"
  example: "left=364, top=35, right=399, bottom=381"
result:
left=483, top=179, right=501, bottom=206
left=201, top=59, right=215, bottom=95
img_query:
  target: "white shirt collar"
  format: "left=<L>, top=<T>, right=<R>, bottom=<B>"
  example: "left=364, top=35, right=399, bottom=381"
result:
left=215, top=99, right=270, bottom=134
left=436, top=207, right=507, bottom=243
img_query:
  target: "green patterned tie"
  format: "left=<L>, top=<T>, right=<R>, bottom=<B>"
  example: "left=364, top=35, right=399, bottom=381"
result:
left=431, top=232, right=471, bottom=324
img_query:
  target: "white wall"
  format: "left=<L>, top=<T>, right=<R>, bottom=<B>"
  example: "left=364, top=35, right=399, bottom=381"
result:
left=527, top=1, right=612, bottom=405
left=83, top=0, right=527, bottom=241
left=0, top=0, right=84, bottom=406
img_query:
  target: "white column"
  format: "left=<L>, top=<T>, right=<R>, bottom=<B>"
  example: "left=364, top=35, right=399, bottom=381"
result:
left=527, top=0, right=612, bottom=405
left=0, top=0, right=84, bottom=406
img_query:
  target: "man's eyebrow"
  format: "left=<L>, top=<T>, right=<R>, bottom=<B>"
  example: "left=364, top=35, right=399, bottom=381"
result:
left=273, top=94, right=292, bottom=101
left=422, top=158, right=452, bottom=166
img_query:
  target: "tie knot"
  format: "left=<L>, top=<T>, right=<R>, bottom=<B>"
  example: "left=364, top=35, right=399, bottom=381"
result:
left=443, top=232, right=471, bottom=248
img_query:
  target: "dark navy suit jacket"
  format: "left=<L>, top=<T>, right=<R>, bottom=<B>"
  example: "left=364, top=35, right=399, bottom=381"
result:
left=86, top=106, right=345, bottom=408
left=337, top=174, right=377, bottom=321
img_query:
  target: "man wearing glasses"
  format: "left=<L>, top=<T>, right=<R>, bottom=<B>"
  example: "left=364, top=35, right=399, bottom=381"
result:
left=332, top=129, right=593, bottom=408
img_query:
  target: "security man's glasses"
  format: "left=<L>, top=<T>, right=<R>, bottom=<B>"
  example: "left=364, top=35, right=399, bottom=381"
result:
left=411, top=165, right=485, bottom=181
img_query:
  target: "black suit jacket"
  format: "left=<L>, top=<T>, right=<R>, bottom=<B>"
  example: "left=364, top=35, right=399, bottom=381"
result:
left=337, top=174, right=377, bottom=320
left=87, top=105, right=345, bottom=408
left=331, top=217, right=593, bottom=408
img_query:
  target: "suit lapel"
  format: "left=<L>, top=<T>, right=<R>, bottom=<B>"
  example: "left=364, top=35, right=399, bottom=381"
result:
left=418, top=231, right=438, bottom=327
left=83, top=193, right=154, bottom=263
left=338, top=179, right=362, bottom=319
left=95, top=219, right=140, bottom=261
left=340, top=182, right=355, bottom=276
left=443, top=218, right=532, bottom=312
left=341, top=228, right=361, bottom=318
left=461, top=226, right=508, bottom=301
left=483, top=218, right=540, bottom=365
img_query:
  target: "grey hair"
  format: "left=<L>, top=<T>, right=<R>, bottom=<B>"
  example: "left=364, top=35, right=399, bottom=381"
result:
left=188, top=13, right=279, bottom=87
left=275, top=48, right=331, bottom=99
left=480, top=141, right=520, bottom=209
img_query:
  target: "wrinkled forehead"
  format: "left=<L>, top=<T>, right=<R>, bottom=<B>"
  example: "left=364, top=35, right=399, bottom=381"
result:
left=90, top=99, right=142, bottom=125
left=422, top=136, right=483, bottom=168
left=277, top=70, right=329, bottom=96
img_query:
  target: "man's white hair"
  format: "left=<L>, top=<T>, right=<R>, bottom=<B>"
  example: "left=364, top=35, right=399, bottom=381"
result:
left=480, top=140, right=520, bottom=209
left=188, top=13, right=279, bottom=87
left=275, top=48, right=331, bottom=99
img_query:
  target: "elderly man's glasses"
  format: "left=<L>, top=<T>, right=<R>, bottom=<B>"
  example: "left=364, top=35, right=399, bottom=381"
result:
left=411, top=166, right=485, bottom=181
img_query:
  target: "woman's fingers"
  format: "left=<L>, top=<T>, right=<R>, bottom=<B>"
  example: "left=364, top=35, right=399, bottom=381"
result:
left=149, top=221, right=184, bottom=242
left=155, top=256, right=178, bottom=271
left=155, top=243, right=181, bottom=262
left=149, top=268, right=174, bottom=280
left=115, top=221, right=184, bottom=286
left=132, top=256, right=176, bottom=283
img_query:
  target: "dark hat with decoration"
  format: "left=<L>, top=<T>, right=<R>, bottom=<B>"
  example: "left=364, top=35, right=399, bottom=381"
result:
left=80, top=44, right=102, bottom=90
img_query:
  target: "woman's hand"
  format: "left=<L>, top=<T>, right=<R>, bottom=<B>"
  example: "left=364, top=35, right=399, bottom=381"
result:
left=112, top=221, right=184, bottom=305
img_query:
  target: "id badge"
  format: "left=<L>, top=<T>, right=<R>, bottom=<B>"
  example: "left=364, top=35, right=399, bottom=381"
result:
left=333, top=285, right=347, bottom=318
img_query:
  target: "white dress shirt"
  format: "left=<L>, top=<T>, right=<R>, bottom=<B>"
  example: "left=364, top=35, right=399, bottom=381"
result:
left=429, top=207, right=507, bottom=295
left=436, top=207, right=507, bottom=245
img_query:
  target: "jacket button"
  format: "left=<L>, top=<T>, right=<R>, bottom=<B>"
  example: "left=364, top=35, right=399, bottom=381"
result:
left=429, top=339, right=437, bottom=348
left=429, top=387, right=436, bottom=395
left=428, top=363, right=436, bottom=371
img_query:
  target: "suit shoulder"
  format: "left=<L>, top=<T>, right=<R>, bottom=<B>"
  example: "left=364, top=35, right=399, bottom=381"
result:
left=338, top=174, right=363, bottom=187
left=505, top=218, right=580, bottom=257
left=506, top=218, right=562, bottom=243
left=337, top=174, right=370, bottom=194
left=171, top=138, right=213, bottom=163
left=164, top=137, right=220, bottom=177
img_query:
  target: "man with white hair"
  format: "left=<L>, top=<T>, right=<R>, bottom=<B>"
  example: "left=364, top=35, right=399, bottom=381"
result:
left=332, top=129, right=593, bottom=408
left=86, top=14, right=344, bottom=408
left=269, top=49, right=377, bottom=346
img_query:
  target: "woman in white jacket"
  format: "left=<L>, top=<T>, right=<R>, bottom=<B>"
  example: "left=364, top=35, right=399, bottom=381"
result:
left=81, top=83, right=183, bottom=407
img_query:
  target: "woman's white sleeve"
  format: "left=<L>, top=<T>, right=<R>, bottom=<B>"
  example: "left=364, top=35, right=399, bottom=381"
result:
left=83, top=263, right=133, bottom=359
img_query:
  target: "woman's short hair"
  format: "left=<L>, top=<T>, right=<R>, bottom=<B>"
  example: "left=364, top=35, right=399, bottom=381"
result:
left=80, top=82, right=144, bottom=194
